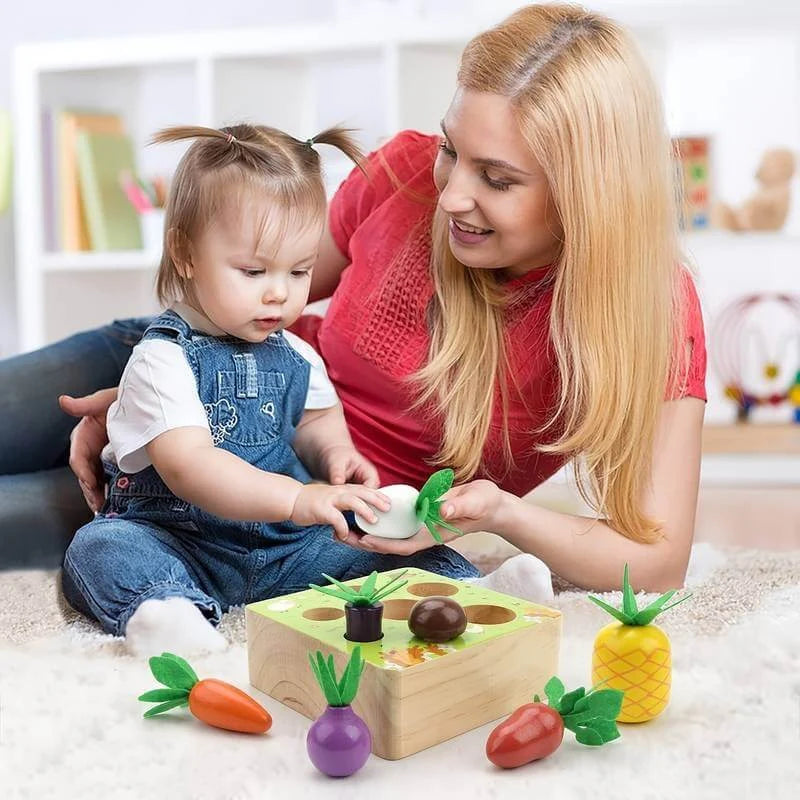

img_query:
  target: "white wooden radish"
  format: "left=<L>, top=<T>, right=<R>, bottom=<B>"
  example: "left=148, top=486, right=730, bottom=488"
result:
left=354, top=469, right=464, bottom=541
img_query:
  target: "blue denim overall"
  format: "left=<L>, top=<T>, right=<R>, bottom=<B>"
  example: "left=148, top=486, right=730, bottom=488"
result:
left=62, top=311, right=478, bottom=635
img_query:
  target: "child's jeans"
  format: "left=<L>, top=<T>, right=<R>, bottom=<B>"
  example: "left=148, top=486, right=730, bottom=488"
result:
left=62, top=515, right=479, bottom=636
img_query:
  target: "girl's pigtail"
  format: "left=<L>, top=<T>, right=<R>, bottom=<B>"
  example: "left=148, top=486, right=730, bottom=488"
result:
left=307, top=126, right=367, bottom=175
left=150, top=125, right=232, bottom=147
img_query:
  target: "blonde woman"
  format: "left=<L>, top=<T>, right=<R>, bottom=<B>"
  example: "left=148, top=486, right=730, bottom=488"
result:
left=2, top=4, right=705, bottom=593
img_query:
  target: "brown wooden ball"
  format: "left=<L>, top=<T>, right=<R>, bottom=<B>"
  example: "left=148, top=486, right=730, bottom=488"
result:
left=408, top=596, right=467, bottom=643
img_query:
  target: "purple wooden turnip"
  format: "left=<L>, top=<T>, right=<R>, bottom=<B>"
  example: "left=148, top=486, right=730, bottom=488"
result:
left=306, top=705, right=371, bottom=777
left=306, top=646, right=372, bottom=777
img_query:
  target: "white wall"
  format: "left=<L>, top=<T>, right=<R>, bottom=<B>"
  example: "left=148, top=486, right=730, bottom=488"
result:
left=0, top=0, right=336, bottom=356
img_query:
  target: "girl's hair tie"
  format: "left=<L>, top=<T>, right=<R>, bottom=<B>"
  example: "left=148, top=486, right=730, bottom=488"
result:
left=305, top=137, right=315, bottom=149
left=226, top=132, right=236, bottom=145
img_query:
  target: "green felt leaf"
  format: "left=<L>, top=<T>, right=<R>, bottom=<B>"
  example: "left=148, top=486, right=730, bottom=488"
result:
left=584, top=689, right=625, bottom=720
left=309, top=652, right=322, bottom=689
left=371, top=579, right=408, bottom=604
left=429, top=514, right=464, bottom=536
left=587, top=595, right=631, bottom=625
left=148, top=655, right=197, bottom=690
left=634, top=591, right=692, bottom=625
left=339, top=647, right=363, bottom=705
left=621, top=564, right=638, bottom=619
left=416, top=496, right=430, bottom=524
left=138, top=688, right=189, bottom=703
left=544, top=676, right=565, bottom=708
left=589, top=718, right=621, bottom=744
left=142, top=697, right=189, bottom=718
left=308, top=584, right=354, bottom=603
left=661, top=592, right=693, bottom=612
left=337, top=654, right=353, bottom=698
left=631, top=590, right=674, bottom=622
left=570, top=693, right=591, bottom=714
left=313, top=651, right=342, bottom=706
left=562, top=708, right=599, bottom=729
left=561, top=714, right=578, bottom=732
left=557, top=687, right=585, bottom=716
left=361, top=571, right=378, bottom=598
left=561, top=687, right=624, bottom=731
left=159, top=653, right=198, bottom=685
left=574, top=726, right=605, bottom=746
left=425, top=519, right=444, bottom=544
left=417, top=469, right=454, bottom=507
left=375, top=570, right=408, bottom=594
left=322, top=573, right=360, bottom=596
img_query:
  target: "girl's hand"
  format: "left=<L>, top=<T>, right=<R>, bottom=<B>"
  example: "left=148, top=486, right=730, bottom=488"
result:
left=341, top=479, right=505, bottom=556
left=291, top=483, right=391, bottom=541
left=59, top=388, right=118, bottom=513
left=317, top=445, right=380, bottom=488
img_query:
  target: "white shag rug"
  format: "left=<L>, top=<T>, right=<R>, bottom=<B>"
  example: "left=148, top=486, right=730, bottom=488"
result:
left=1, top=542, right=798, bottom=800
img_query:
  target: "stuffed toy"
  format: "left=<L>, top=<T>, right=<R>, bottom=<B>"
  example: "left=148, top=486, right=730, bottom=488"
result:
left=713, top=148, right=795, bottom=231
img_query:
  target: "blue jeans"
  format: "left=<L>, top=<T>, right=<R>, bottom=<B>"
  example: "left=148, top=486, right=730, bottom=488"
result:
left=0, top=319, right=151, bottom=568
left=62, top=516, right=477, bottom=636
left=0, top=319, right=480, bottom=612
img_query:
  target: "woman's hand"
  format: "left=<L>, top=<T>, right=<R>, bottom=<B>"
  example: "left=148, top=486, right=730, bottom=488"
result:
left=340, top=478, right=506, bottom=555
left=58, top=387, right=118, bottom=513
left=317, top=444, right=380, bottom=488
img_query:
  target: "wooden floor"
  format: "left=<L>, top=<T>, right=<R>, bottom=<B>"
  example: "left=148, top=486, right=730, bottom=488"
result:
left=485, top=482, right=800, bottom=553
left=694, top=486, right=800, bottom=550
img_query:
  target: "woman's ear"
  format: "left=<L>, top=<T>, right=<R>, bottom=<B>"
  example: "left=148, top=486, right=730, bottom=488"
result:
left=167, top=227, right=193, bottom=278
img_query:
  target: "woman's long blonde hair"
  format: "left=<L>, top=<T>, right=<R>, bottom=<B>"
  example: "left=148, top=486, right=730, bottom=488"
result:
left=415, top=4, right=685, bottom=542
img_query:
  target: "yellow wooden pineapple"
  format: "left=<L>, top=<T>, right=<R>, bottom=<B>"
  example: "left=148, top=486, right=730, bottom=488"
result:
left=589, top=565, right=690, bottom=723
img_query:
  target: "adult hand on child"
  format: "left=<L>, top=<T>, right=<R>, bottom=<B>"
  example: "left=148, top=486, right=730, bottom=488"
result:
left=59, top=387, right=118, bottom=513
left=291, top=483, right=391, bottom=542
left=317, top=444, right=380, bottom=488
left=342, top=479, right=506, bottom=555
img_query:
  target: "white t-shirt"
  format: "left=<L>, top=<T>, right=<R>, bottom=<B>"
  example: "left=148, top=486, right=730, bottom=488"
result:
left=103, top=304, right=338, bottom=473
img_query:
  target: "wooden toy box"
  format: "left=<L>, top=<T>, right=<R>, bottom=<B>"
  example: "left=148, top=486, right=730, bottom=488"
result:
left=246, top=568, right=561, bottom=760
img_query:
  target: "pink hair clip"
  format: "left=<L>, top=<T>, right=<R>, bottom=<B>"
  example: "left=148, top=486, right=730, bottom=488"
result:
left=226, top=132, right=236, bottom=145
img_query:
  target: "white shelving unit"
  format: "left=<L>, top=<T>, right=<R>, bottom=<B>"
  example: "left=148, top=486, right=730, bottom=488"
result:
left=12, top=23, right=473, bottom=350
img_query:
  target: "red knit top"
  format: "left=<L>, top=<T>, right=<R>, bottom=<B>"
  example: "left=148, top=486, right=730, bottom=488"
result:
left=291, top=130, right=707, bottom=496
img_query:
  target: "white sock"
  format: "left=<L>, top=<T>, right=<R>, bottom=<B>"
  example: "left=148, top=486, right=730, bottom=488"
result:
left=124, top=596, right=227, bottom=657
left=466, top=553, right=555, bottom=605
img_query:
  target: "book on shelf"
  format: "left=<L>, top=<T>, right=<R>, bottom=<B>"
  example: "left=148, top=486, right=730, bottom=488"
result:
left=75, top=130, right=143, bottom=251
left=57, top=109, right=125, bottom=251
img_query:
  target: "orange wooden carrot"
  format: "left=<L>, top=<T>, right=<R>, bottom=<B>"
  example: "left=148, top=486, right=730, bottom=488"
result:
left=138, top=652, right=272, bottom=734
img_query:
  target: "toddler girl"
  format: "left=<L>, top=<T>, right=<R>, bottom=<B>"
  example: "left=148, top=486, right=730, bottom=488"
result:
left=62, top=123, right=481, bottom=656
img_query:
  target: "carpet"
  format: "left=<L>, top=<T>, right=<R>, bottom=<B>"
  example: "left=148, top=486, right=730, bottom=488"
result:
left=1, top=543, right=798, bottom=800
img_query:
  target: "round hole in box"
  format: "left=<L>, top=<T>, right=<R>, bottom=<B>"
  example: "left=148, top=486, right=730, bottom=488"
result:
left=303, top=607, right=345, bottom=622
left=463, top=604, right=516, bottom=625
left=407, top=582, right=458, bottom=597
left=382, top=599, right=417, bottom=620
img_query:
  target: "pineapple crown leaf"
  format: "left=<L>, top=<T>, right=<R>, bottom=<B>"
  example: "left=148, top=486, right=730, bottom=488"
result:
left=587, top=563, right=692, bottom=626
left=537, top=675, right=624, bottom=747
left=308, top=647, right=364, bottom=707
left=414, top=469, right=465, bottom=541
left=309, top=570, right=409, bottom=607
left=138, top=652, right=197, bottom=717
